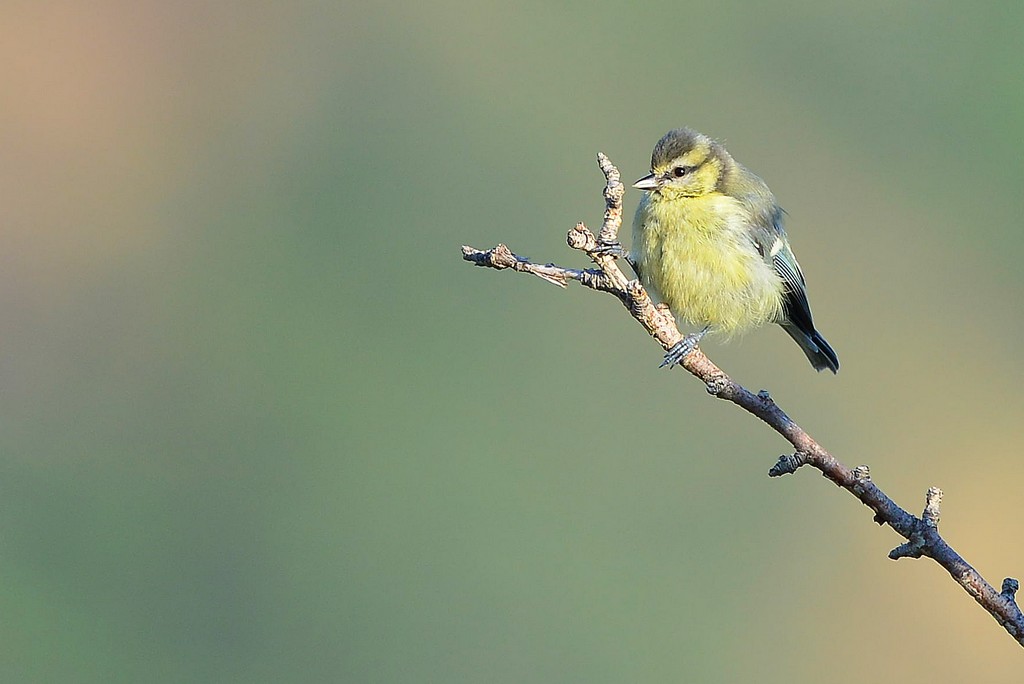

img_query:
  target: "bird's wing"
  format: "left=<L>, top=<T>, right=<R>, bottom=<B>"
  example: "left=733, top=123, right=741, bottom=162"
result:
left=743, top=199, right=817, bottom=336
left=772, top=244, right=816, bottom=336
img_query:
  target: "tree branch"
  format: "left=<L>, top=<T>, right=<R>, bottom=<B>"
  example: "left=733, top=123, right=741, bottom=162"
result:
left=461, top=152, right=1024, bottom=648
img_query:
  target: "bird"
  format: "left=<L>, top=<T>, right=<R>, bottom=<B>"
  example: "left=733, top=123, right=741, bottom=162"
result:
left=629, top=127, right=838, bottom=373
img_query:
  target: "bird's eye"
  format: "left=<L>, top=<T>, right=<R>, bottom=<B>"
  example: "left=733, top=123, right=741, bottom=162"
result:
left=672, top=166, right=689, bottom=178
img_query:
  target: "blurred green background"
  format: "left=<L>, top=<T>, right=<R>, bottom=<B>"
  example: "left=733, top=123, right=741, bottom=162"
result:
left=2, top=1, right=1023, bottom=681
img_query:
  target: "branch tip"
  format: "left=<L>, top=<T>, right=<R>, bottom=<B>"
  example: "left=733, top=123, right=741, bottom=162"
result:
left=461, top=243, right=515, bottom=269
left=596, top=155, right=624, bottom=245
left=923, top=487, right=943, bottom=527
left=596, top=152, right=619, bottom=183
left=1002, top=578, right=1020, bottom=600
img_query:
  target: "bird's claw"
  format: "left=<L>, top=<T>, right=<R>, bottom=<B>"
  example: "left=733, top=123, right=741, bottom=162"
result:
left=660, top=332, right=705, bottom=369
left=591, top=242, right=627, bottom=259
left=591, top=242, right=640, bottom=278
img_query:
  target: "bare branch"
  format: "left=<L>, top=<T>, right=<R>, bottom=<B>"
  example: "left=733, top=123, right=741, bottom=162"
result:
left=460, top=152, right=1024, bottom=648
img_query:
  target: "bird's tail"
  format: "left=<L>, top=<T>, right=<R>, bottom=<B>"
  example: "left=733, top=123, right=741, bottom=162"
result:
left=781, top=322, right=839, bottom=374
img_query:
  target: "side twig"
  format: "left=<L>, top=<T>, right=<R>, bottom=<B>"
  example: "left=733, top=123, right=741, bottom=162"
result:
left=461, top=152, right=1024, bottom=647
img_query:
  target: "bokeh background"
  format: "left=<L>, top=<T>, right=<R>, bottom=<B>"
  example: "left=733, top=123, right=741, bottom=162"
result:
left=2, top=1, right=1023, bottom=681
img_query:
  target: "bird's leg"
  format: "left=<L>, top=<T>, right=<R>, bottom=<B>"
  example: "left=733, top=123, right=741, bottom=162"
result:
left=590, top=242, right=639, bottom=278
left=660, top=326, right=710, bottom=369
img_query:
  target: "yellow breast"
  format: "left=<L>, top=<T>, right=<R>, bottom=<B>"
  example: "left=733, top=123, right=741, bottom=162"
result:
left=632, top=192, right=785, bottom=335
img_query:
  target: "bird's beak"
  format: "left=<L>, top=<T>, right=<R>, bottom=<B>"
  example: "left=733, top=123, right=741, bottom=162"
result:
left=633, top=173, right=658, bottom=191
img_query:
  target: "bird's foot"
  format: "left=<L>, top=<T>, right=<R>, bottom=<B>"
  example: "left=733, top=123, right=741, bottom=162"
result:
left=591, top=242, right=627, bottom=259
left=660, top=328, right=709, bottom=369
left=591, top=242, right=639, bottom=278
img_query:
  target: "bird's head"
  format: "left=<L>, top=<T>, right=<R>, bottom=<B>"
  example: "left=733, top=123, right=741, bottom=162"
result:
left=634, top=128, right=731, bottom=199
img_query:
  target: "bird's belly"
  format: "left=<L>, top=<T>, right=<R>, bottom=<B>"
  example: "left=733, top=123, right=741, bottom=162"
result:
left=639, top=220, right=784, bottom=335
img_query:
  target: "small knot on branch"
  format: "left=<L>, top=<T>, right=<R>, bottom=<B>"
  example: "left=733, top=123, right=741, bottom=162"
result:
left=769, top=452, right=807, bottom=477
left=755, top=389, right=776, bottom=410
left=603, top=183, right=625, bottom=204
left=704, top=372, right=730, bottom=396
left=567, top=223, right=596, bottom=252
left=923, top=487, right=943, bottom=528
left=1002, top=578, right=1020, bottom=600
left=576, top=268, right=616, bottom=292
left=850, top=465, right=873, bottom=499
left=890, top=488, right=944, bottom=560
left=627, top=281, right=653, bottom=319
left=889, top=539, right=925, bottom=560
